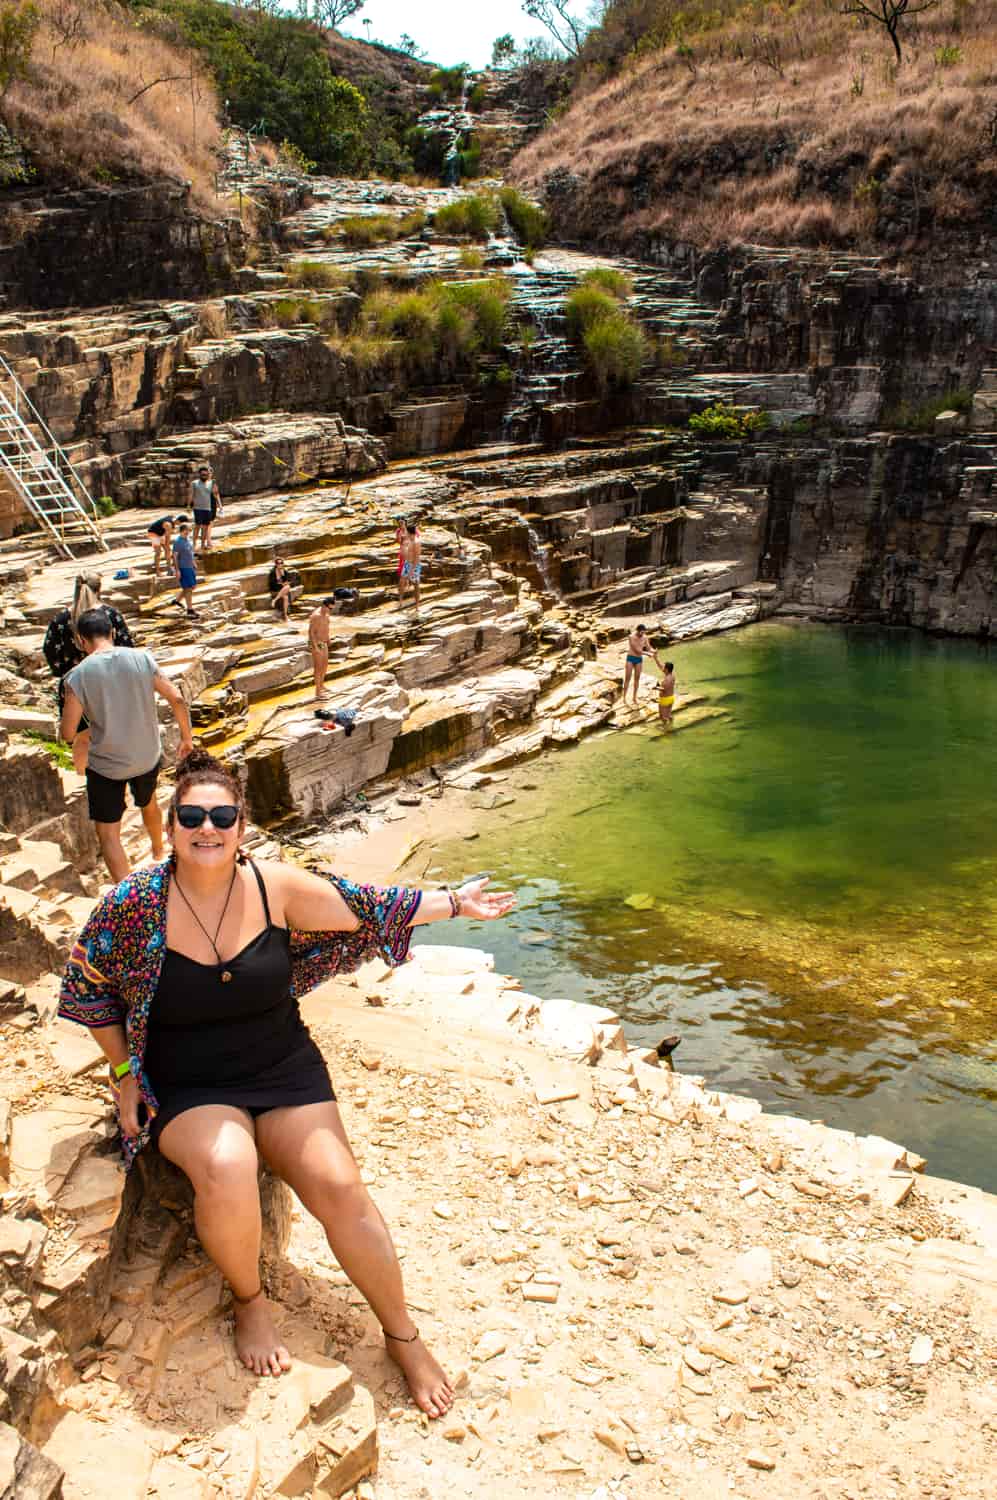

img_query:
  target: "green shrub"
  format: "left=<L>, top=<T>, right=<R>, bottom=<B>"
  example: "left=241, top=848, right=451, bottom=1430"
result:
left=277, top=139, right=315, bottom=175
left=95, top=495, right=118, bottom=518
left=467, top=81, right=487, bottom=109
left=428, top=65, right=468, bottom=102
left=458, top=134, right=483, bottom=179
left=688, top=403, right=771, bottom=439
left=579, top=266, right=632, bottom=297
left=433, top=194, right=501, bottom=239
left=498, top=187, right=549, bottom=249
left=934, top=44, right=961, bottom=67
left=286, top=260, right=348, bottom=289
left=458, top=246, right=485, bottom=268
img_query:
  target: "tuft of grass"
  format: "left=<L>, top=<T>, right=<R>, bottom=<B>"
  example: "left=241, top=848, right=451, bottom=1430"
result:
left=565, top=284, right=623, bottom=338
left=458, top=245, right=486, bottom=269
left=328, top=211, right=425, bottom=247
left=688, top=403, right=771, bottom=439
left=23, top=729, right=73, bottom=770
left=565, top=278, right=647, bottom=388
left=269, top=295, right=339, bottom=331
left=883, top=388, right=973, bottom=432
left=498, top=186, right=548, bottom=249
left=285, top=260, right=349, bottom=289
left=326, top=333, right=401, bottom=373
left=433, top=194, right=501, bottom=240
left=583, top=315, right=647, bottom=389
left=580, top=266, right=633, bottom=297
left=361, top=275, right=512, bottom=371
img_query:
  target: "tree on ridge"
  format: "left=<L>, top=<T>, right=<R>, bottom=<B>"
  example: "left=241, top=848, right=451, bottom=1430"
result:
left=840, top=0, right=940, bottom=64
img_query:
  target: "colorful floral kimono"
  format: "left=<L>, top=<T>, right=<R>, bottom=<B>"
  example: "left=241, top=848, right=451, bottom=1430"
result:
left=58, top=861, right=420, bottom=1168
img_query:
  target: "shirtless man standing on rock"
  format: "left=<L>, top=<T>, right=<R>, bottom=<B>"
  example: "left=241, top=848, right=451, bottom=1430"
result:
left=307, top=597, right=335, bottom=700
left=622, top=622, right=655, bottom=704
left=399, top=523, right=422, bottom=610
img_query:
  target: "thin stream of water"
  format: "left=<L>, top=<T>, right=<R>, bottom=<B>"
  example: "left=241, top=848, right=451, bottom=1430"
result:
left=417, top=622, right=997, bottom=1192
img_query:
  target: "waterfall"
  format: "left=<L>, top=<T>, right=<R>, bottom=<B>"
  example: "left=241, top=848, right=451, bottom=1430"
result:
left=527, top=525, right=556, bottom=594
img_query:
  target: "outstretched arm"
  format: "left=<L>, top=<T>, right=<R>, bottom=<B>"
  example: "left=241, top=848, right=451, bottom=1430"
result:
left=274, top=863, right=514, bottom=934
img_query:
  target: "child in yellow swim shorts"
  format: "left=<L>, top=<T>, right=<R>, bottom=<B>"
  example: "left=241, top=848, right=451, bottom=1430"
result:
left=657, top=658, right=676, bottom=726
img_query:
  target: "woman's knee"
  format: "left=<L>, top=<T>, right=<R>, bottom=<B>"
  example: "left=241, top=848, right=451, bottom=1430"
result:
left=178, top=1131, right=259, bottom=1198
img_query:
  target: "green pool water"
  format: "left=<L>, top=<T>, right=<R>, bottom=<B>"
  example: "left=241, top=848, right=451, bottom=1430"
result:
left=415, top=622, right=997, bottom=1192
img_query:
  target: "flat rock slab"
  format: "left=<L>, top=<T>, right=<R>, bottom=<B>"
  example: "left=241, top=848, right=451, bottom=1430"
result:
left=0, top=1421, right=63, bottom=1500
left=43, top=1412, right=155, bottom=1500
left=9, top=1096, right=105, bottom=1196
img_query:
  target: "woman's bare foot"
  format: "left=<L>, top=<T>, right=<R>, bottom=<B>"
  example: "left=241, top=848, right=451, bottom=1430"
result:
left=233, top=1291, right=291, bottom=1377
left=385, top=1329, right=454, bottom=1419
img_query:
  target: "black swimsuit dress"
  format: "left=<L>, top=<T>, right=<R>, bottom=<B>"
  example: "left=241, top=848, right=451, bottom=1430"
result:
left=145, top=862, right=335, bottom=1143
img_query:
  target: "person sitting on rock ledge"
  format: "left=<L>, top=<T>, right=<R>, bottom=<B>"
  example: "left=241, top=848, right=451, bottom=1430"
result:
left=57, top=747, right=515, bottom=1416
left=268, top=554, right=293, bottom=622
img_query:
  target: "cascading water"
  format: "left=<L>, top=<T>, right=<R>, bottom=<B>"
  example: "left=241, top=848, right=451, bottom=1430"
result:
left=527, top=524, right=556, bottom=594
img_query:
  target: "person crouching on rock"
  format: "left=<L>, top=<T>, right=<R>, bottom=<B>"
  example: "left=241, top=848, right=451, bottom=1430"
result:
left=56, top=747, right=516, bottom=1414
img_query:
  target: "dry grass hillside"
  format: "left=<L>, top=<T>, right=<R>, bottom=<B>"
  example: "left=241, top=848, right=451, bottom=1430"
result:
left=4, top=0, right=222, bottom=206
left=512, top=0, right=997, bottom=261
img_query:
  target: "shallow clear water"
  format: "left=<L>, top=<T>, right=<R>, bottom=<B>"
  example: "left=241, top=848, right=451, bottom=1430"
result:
left=416, top=622, right=997, bottom=1192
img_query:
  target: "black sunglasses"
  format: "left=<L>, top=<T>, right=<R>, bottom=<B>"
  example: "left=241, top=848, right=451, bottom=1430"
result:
left=175, top=804, right=240, bottom=830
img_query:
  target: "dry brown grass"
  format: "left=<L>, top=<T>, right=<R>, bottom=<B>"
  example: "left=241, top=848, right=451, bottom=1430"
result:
left=513, top=0, right=997, bottom=256
left=5, top=0, right=223, bottom=208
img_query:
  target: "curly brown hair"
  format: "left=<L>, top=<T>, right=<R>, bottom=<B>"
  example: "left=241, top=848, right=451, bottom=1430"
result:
left=167, top=748, right=246, bottom=831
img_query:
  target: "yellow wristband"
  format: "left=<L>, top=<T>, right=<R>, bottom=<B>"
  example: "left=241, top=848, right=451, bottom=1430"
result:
left=113, top=1059, right=131, bottom=1080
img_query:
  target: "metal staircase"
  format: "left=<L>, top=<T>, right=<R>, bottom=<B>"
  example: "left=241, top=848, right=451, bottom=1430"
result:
left=0, top=353, right=106, bottom=558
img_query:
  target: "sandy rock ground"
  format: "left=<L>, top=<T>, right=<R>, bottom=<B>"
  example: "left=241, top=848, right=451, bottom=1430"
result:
left=3, top=955, right=995, bottom=1500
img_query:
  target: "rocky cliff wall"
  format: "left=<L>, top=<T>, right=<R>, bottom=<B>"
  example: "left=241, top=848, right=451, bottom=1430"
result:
left=0, top=183, right=248, bottom=310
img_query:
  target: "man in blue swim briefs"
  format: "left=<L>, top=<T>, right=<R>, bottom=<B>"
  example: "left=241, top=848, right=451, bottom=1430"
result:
left=623, top=622, right=654, bottom=703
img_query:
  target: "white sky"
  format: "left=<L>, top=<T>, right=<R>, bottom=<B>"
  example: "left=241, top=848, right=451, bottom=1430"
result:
left=339, top=1, right=574, bottom=69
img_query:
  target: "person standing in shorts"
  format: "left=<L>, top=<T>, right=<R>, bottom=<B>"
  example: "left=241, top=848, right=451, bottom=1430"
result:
left=399, top=524, right=422, bottom=610
left=146, top=515, right=178, bottom=597
left=656, top=659, right=676, bottom=727
left=60, top=609, right=194, bottom=882
left=191, top=466, right=222, bottom=552
left=172, top=521, right=200, bottom=619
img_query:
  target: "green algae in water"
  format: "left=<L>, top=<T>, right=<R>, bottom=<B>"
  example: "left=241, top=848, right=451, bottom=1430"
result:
left=418, top=622, right=997, bottom=1192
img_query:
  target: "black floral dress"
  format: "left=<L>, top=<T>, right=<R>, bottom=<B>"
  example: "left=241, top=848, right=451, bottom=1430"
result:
left=43, top=606, right=135, bottom=714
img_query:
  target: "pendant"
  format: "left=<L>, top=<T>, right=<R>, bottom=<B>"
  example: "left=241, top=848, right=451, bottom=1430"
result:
left=221, top=969, right=233, bottom=983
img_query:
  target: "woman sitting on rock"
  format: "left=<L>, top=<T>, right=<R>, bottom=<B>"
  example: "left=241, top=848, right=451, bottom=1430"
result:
left=58, top=748, right=514, bottom=1416
left=42, top=573, right=135, bottom=772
